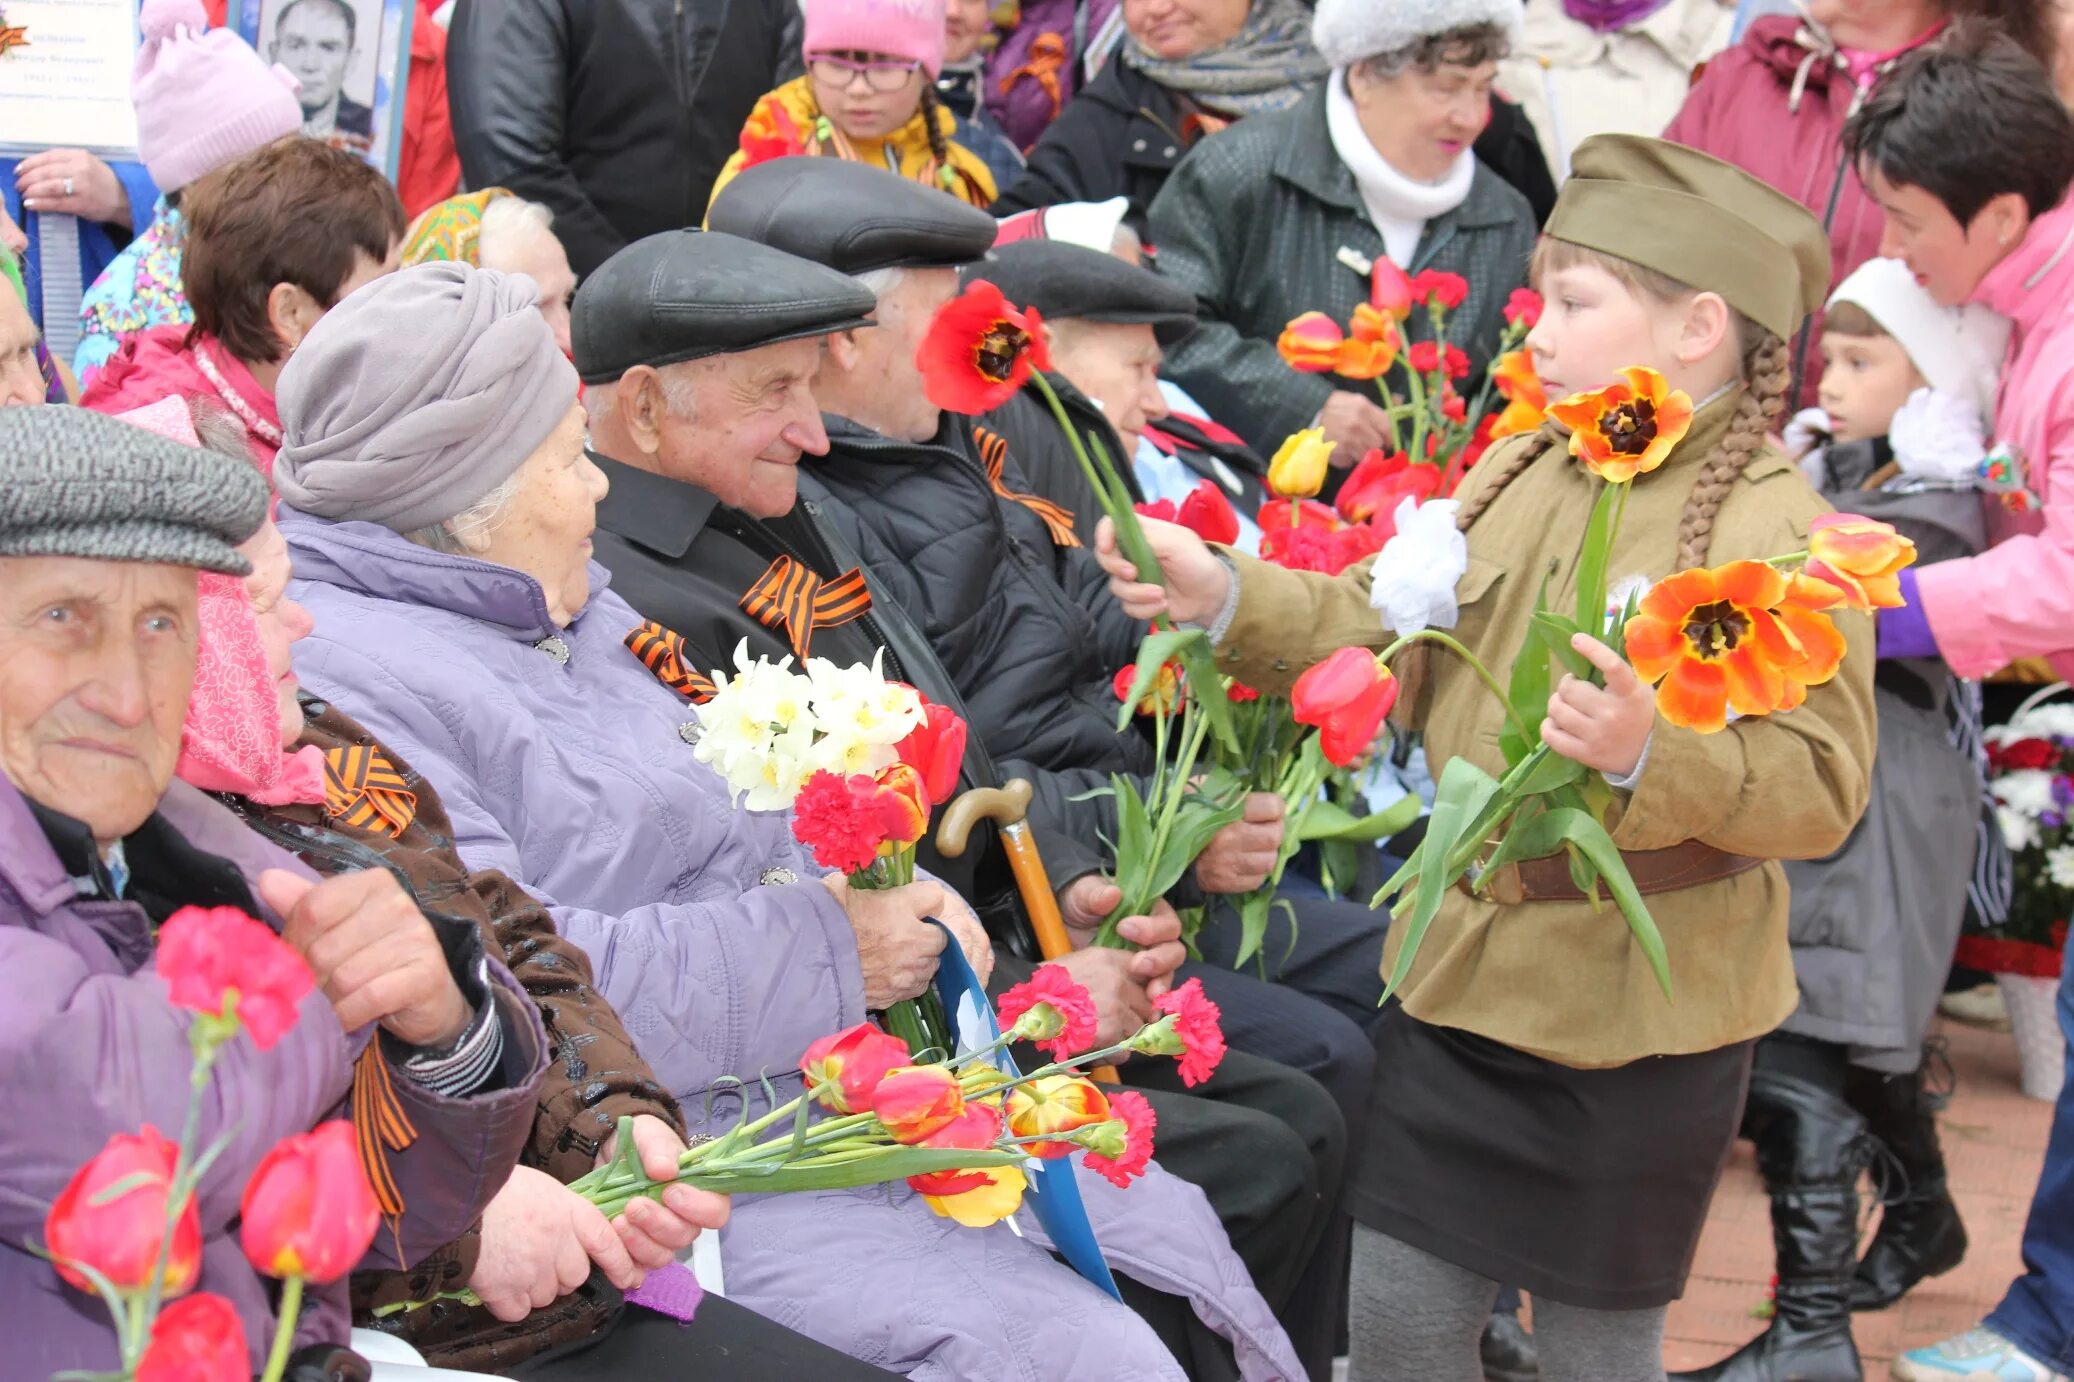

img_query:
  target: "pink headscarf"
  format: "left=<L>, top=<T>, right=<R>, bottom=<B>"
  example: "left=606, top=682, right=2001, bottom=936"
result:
left=114, top=398, right=328, bottom=806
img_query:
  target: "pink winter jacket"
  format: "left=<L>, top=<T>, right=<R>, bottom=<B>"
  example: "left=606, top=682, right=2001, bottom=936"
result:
left=1664, top=17, right=1924, bottom=404
left=80, top=324, right=283, bottom=476
left=1915, top=198, right=2074, bottom=680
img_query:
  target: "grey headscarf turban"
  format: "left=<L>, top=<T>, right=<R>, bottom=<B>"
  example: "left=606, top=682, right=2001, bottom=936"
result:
left=273, top=262, right=579, bottom=534
left=0, top=406, right=266, bottom=574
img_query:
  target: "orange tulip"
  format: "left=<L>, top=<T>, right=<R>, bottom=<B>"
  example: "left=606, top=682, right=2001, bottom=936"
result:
left=1803, top=513, right=1917, bottom=611
left=1487, top=350, right=1547, bottom=440
left=1547, top=366, right=1694, bottom=483
left=239, top=1121, right=380, bottom=1284
left=1624, top=561, right=1808, bottom=732
left=1005, top=1075, right=1112, bottom=1160
left=1276, top=312, right=1345, bottom=373
left=871, top=1064, right=965, bottom=1144
left=873, top=762, right=931, bottom=854
left=907, top=1103, right=1029, bottom=1226
left=1767, top=572, right=1849, bottom=712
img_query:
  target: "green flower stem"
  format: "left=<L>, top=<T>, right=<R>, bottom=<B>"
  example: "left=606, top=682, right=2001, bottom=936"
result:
left=1376, top=629, right=1530, bottom=740
left=258, top=1275, right=304, bottom=1382
left=144, top=1023, right=227, bottom=1326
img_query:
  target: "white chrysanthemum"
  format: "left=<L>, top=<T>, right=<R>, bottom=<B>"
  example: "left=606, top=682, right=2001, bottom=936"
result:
left=1999, top=804, right=2043, bottom=853
left=1368, top=497, right=1466, bottom=635
left=2049, top=845, right=2074, bottom=890
left=1995, top=769, right=2059, bottom=821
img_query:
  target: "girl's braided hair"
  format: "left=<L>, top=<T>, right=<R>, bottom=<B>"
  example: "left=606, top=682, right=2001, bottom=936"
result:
left=1457, top=238, right=1791, bottom=566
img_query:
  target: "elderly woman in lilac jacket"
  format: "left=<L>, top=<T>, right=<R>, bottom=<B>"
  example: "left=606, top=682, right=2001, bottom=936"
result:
left=270, top=262, right=1304, bottom=1381
left=0, top=406, right=544, bottom=1379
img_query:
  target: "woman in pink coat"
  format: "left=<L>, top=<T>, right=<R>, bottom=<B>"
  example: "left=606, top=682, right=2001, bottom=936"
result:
left=1662, top=0, right=2049, bottom=406
left=1848, top=32, right=2074, bottom=1382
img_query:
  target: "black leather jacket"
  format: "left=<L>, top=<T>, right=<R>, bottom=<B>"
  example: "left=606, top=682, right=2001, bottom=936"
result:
left=448, top=0, right=802, bottom=277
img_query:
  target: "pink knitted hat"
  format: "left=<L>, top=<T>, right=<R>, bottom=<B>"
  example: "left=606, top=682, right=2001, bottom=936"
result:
left=803, top=0, right=947, bottom=79
left=132, top=0, right=305, bottom=194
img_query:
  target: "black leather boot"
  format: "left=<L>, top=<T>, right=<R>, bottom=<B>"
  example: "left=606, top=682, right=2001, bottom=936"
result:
left=1670, top=1072, right=1867, bottom=1382
left=1481, top=1310, right=1539, bottom=1382
left=1848, top=1060, right=1967, bottom=1312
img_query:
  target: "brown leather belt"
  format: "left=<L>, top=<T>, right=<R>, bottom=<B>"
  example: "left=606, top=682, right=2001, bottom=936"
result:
left=1500, top=840, right=1764, bottom=903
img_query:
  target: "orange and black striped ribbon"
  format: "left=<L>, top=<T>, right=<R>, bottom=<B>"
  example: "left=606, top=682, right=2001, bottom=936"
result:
left=973, top=426, right=1082, bottom=549
left=323, top=745, right=417, bottom=839
left=738, top=556, right=872, bottom=661
left=353, top=1041, right=419, bottom=1257
left=626, top=620, right=717, bottom=703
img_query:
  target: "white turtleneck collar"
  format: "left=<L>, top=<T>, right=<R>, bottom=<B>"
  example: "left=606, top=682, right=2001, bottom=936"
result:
left=1325, top=67, right=1476, bottom=269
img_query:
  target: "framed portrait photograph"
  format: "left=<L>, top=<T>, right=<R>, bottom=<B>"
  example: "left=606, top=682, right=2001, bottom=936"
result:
left=236, top=0, right=412, bottom=178
left=0, top=0, right=141, bottom=157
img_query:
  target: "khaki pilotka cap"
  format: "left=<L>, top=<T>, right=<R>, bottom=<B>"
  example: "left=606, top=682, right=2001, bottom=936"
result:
left=1545, top=134, right=1834, bottom=344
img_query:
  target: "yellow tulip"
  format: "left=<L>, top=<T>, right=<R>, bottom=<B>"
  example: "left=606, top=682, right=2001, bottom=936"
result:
left=1267, top=427, right=1335, bottom=499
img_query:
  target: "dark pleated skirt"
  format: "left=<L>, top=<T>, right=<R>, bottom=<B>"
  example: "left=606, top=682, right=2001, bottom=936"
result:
left=1348, top=1003, right=1755, bottom=1311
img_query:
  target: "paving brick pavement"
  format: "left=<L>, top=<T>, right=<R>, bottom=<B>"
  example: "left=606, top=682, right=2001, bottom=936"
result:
left=1663, top=1019, right=2057, bottom=1375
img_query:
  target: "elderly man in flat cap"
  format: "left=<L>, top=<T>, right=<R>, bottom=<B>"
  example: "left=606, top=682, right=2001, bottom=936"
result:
left=0, top=406, right=547, bottom=1378
left=575, top=226, right=1347, bottom=1378
left=708, top=155, right=1393, bottom=1380
left=273, top=261, right=1303, bottom=1382
left=968, top=238, right=1269, bottom=555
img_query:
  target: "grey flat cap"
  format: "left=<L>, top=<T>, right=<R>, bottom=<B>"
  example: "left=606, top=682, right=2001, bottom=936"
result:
left=572, top=230, right=878, bottom=384
left=0, top=407, right=267, bottom=574
left=708, top=157, right=997, bottom=274
left=963, top=241, right=1200, bottom=347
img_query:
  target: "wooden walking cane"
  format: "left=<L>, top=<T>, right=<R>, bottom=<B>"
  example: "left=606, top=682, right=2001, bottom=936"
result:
left=937, top=780, right=1119, bottom=1084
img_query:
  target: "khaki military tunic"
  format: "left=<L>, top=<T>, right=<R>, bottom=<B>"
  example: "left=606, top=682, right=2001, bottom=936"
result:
left=1214, top=390, right=1877, bottom=1069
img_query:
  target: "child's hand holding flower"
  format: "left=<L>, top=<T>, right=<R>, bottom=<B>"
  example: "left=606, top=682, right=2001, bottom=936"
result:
left=1541, top=634, right=1656, bottom=780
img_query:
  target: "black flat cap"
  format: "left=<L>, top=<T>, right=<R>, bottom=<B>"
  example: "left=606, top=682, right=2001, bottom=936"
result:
left=962, top=240, right=1200, bottom=347
left=707, top=157, right=997, bottom=275
left=572, top=229, right=877, bottom=384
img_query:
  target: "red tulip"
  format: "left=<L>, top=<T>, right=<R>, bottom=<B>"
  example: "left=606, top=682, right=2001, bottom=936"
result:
left=1291, top=648, right=1400, bottom=766
left=801, top=1023, right=912, bottom=1113
left=1370, top=258, right=1416, bottom=319
left=136, top=1292, right=247, bottom=1382
left=1175, top=478, right=1241, bottom=546
left=906, top=1102, right=1006, bottom=1197
left=1336, top=450, right=1441, bottom=526
left=239, top=1122, right=380, bottom=1284
left=916, top=280, right=1053, bottom=415
left=1135, top=497, right=1179, bottom=523
left=46, top=1125, right=201, bottom=1299
left=156, top=905, right=314, bottom=1051
left=896, top=699, right=968, bottom=805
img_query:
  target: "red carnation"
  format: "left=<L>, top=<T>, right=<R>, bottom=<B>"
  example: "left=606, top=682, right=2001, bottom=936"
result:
left=1503, top=288, right=1544, bottom=329
left=1083, top=1090, right=1157, bottom=1188
left=157, top=905, right=314, bottom=1051
left=1259, top=521, right=1341, bottom=573
left=791, top=771, right=900, bottom=873
left=1148, top=978, right=1227, bottom=1087
left=1442, top=345, right=1470, bottom=378
left=916, top=280, right=1053, bottom=415
left=1407, top=342, right=1442, bottom=374
left=997, top=963, right=1100, bottom=1059
left=1411, top=270, right=1469, bottom=310
left=1442, top=393, right=1468, bottom=423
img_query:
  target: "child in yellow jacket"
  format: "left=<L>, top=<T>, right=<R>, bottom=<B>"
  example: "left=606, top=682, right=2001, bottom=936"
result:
left=708, top=0, right=997, bottom=214
left=1096, top=135, right=1879, bottom=1380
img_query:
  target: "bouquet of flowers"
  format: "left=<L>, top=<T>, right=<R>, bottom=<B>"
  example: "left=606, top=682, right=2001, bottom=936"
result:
left=1347, top=367, right=1914, bottom=1001
left=692, top=641, right=971, bottom=1053
left=37, top=905, right=383, bottom=1382
left=1963, top=693, right=2074, bottom=978
left=1274, top=262, right=1546, bottom=495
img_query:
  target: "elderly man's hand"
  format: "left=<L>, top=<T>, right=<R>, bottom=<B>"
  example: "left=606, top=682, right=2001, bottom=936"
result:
left=469, top=1167, right=637, bottom=1321
left=1093, top=515, right=1230, bottom=625
left=595, top=1115, right=731, bottom=1270
left=1056, top=877, right=1188, bottom=1000
left=258, top=868, right=473, bottom=1049
left=823, top=874, right=951, bottom=1010
left=1317, top=391, right=1394, bottom=458
left=1194, top=793, right=1285, bottom=895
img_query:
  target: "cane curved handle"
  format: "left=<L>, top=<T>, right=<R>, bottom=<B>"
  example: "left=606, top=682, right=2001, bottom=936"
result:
left=934, top=780, right=1035, bottom=857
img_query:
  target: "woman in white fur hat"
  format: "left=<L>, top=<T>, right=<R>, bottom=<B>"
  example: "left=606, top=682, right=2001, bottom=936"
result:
left=1145, top=0, right=1537, bottom=463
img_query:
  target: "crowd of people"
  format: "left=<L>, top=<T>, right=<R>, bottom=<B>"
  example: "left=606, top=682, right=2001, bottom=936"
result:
left=8, top=0, right=2074, bottom=1379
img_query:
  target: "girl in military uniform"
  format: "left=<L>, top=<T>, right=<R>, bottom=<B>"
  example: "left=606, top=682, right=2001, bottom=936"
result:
left=1094, top=133, right=1879, bottom=1382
